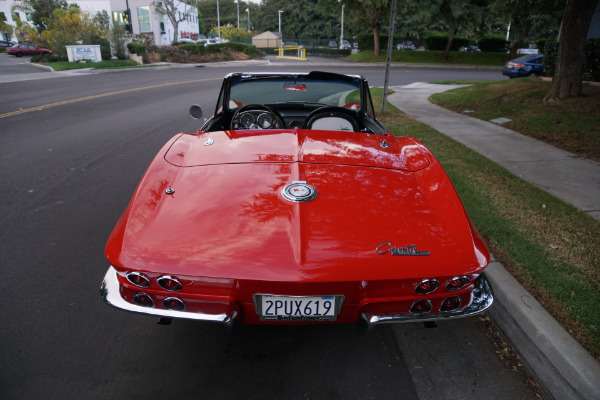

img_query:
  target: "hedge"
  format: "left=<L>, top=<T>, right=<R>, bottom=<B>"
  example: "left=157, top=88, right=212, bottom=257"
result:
left=425, top=34, right=469, bottom=51
left=478, top=35, right=509, bottom=52
left=543, top=38, right=600, bottom=81
left=127, top=41, right=146, bottom=55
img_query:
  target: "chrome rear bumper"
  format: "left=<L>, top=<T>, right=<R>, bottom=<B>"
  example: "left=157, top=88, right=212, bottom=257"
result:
left=358, top=273, right=494, bottom=334
left=100, top=266, right=238, bottom=329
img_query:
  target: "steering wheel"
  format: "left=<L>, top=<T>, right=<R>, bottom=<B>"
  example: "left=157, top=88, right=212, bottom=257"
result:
left=302, top=106, right=359, bottom=132
left=230, top=104, right=284, bottom=130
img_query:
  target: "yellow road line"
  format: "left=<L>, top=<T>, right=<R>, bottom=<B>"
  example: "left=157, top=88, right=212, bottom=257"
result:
left=0, top=78, right=219, bottom=119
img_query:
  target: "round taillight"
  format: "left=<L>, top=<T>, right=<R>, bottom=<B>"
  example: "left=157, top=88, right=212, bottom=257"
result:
left=446, top=276, right=470, bottom=291
left=415, top=279, right=439, bottom=294
left=409, top=299, right=432, bottom=314
left=157, top=275, right=183, bottom=292
left=126, top=272, right=151, bottom=288
left=163, top=297, right=186, bottom=312
left=133, top=293, right=154, bottom=307
left=440, top=296, right=462, bottom=312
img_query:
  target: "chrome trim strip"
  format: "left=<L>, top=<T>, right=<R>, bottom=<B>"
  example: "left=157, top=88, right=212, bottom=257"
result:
left=359, top=273, right=494, bottom=332
left=100, top=266, right=236, bottom=326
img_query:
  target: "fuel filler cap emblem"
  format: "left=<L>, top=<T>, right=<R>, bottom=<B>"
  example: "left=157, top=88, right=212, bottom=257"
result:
left=281, top=181, right=317, bottom=202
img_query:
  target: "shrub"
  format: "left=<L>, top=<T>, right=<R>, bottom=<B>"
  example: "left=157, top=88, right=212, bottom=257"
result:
left=585, top=38, right=600, bottom=82
left=425, top=34, right=469, bottom=51
left=31, top=53, right=64, bottom=63
left=127, top=41, right=146, bottom=55
left=478, top=35, right=509, bottom=52
left=357, top=33, right=373, bottom=50
left=536, top=37, right=553, bottom=54
left=93, top=37, right=111, bottom=60
left=542, top=39, right=600, bottom=82
left=542, top=41, right=558, bottom=76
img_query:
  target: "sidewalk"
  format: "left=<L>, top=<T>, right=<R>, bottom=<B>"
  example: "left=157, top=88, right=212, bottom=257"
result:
left=387, top=84, right=600, bottom=400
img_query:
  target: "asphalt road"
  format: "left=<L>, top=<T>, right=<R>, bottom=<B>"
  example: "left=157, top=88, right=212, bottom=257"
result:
left=0, top=56, right=541, bottom=400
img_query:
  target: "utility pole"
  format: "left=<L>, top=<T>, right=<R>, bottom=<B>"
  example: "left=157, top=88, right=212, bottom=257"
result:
left=216, top=0, right=221, bottom=39
left=382, top=0, right=397, bottom=115
left=340, top=4, right=344, bottom=49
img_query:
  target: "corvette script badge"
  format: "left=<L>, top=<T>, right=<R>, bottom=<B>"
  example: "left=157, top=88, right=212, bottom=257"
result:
left=281, top=181, right=317, bottom=203
left=376, top=242, right=430, bottom=256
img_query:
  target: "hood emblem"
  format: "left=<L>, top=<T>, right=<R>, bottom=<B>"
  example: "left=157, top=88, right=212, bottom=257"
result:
left=204, top=137, right=214, bottom=146
left=281, top=181, right=317, bottom=203
left=376, top=242, right=430, bottom=256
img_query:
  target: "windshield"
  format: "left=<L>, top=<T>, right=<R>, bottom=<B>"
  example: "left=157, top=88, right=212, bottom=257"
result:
left=229, top=78, right=361, bottom=110
left=514, top=54, right=541, bottom=63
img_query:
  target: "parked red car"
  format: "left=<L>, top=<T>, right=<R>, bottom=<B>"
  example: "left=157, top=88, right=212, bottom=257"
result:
left=101, top=71, right=494, bottom=333
left=7, top=44, right=52, bottom=57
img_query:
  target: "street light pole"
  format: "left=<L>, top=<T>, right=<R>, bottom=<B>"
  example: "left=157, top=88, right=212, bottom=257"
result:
left=246, top=8, right=250, bottom=32
left=236, top=0, right=239, bottom=28
left=216, top=0, right=221, bottom=39
left=340, top=4, right=344, bottom=49
left=278, top=10, right=283, bottom=34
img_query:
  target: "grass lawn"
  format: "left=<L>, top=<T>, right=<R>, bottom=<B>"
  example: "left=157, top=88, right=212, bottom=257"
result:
left=370, top=88, right=600, bottom=360
left=349, top=50, right=509, bottom=66
left=430, top=78, right=600, bottom=162
left=42, top=60, right=142, bottom=71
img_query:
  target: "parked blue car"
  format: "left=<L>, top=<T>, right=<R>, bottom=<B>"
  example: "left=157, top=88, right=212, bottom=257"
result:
left=502, top=54, right=545, bottom=78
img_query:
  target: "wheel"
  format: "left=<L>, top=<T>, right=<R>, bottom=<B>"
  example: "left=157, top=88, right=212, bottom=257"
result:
left=302, top=106, right=359, bottom=132
left=15, top=52, right=23, bottom=57
left=230, top=104, right=283, bottom=130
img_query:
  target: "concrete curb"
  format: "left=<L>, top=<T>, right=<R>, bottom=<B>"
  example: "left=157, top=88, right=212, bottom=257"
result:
left=386, top=83, right=600, bottom=400
left=486, top=262, right=600, bottom=400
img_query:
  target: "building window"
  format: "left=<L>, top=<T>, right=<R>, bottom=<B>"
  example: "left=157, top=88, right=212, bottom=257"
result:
left=137, top=6, right=151, bottom=33
left=112, top=10, right=129, bottom=28
left=0, top=12, right=7, bottom=22
left=159, top=14, right=165, bottom=33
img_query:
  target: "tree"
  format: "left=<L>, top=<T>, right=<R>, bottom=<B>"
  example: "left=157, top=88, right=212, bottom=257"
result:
left=0, top=20, right=13, bottom=41
left=545, top=0, right=600, bottom=100
left=109, top=25, right=127, bottom=59
left=254, top=0, right=340, bottom=39
left=41, top=7, right=108, bottom=59
left=11, top=0, right=68, bottom=33
left=153, top=0, right=198, bottom=43
left=209, top=24, right=252, bottom=41
left=490, top=0, right=563, bottom=58
left=321, top=0, right=391, bottom=56
left=197, top=0, right=256, bottom=36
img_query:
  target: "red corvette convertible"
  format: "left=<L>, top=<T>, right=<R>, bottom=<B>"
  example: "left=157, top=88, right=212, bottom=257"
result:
left=101, top=71, right=493, bottom=333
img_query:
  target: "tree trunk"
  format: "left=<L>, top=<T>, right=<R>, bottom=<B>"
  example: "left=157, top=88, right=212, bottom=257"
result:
left=442, top=36, right=454, bottom=61
left=545, top=0, right=599, bottom=101
left=172, top=20, right=178, bottom=43
left=372, top=24, right=381, bottom=57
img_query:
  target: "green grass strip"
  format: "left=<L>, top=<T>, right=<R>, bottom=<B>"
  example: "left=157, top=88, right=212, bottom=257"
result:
left=372, top=90, right=600, bottom=359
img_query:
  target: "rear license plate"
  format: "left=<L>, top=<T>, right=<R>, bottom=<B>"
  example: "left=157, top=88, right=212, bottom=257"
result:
left=254, top=295, right=343, bottom=322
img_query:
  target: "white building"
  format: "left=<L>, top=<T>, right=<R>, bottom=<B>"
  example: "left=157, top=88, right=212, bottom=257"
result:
left=0, top=1, right=34, bottom=41
left=1, top=0, right=198, bottom=45
left=109, top=0, right=199, bottom=45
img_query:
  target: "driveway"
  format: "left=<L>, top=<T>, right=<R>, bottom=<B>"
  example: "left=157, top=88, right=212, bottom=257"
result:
left=0, top=52, right=48, bottom=75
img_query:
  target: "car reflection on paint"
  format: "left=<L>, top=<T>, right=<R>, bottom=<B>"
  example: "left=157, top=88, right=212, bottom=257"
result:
left=101, top=71, right=494, bottom=334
